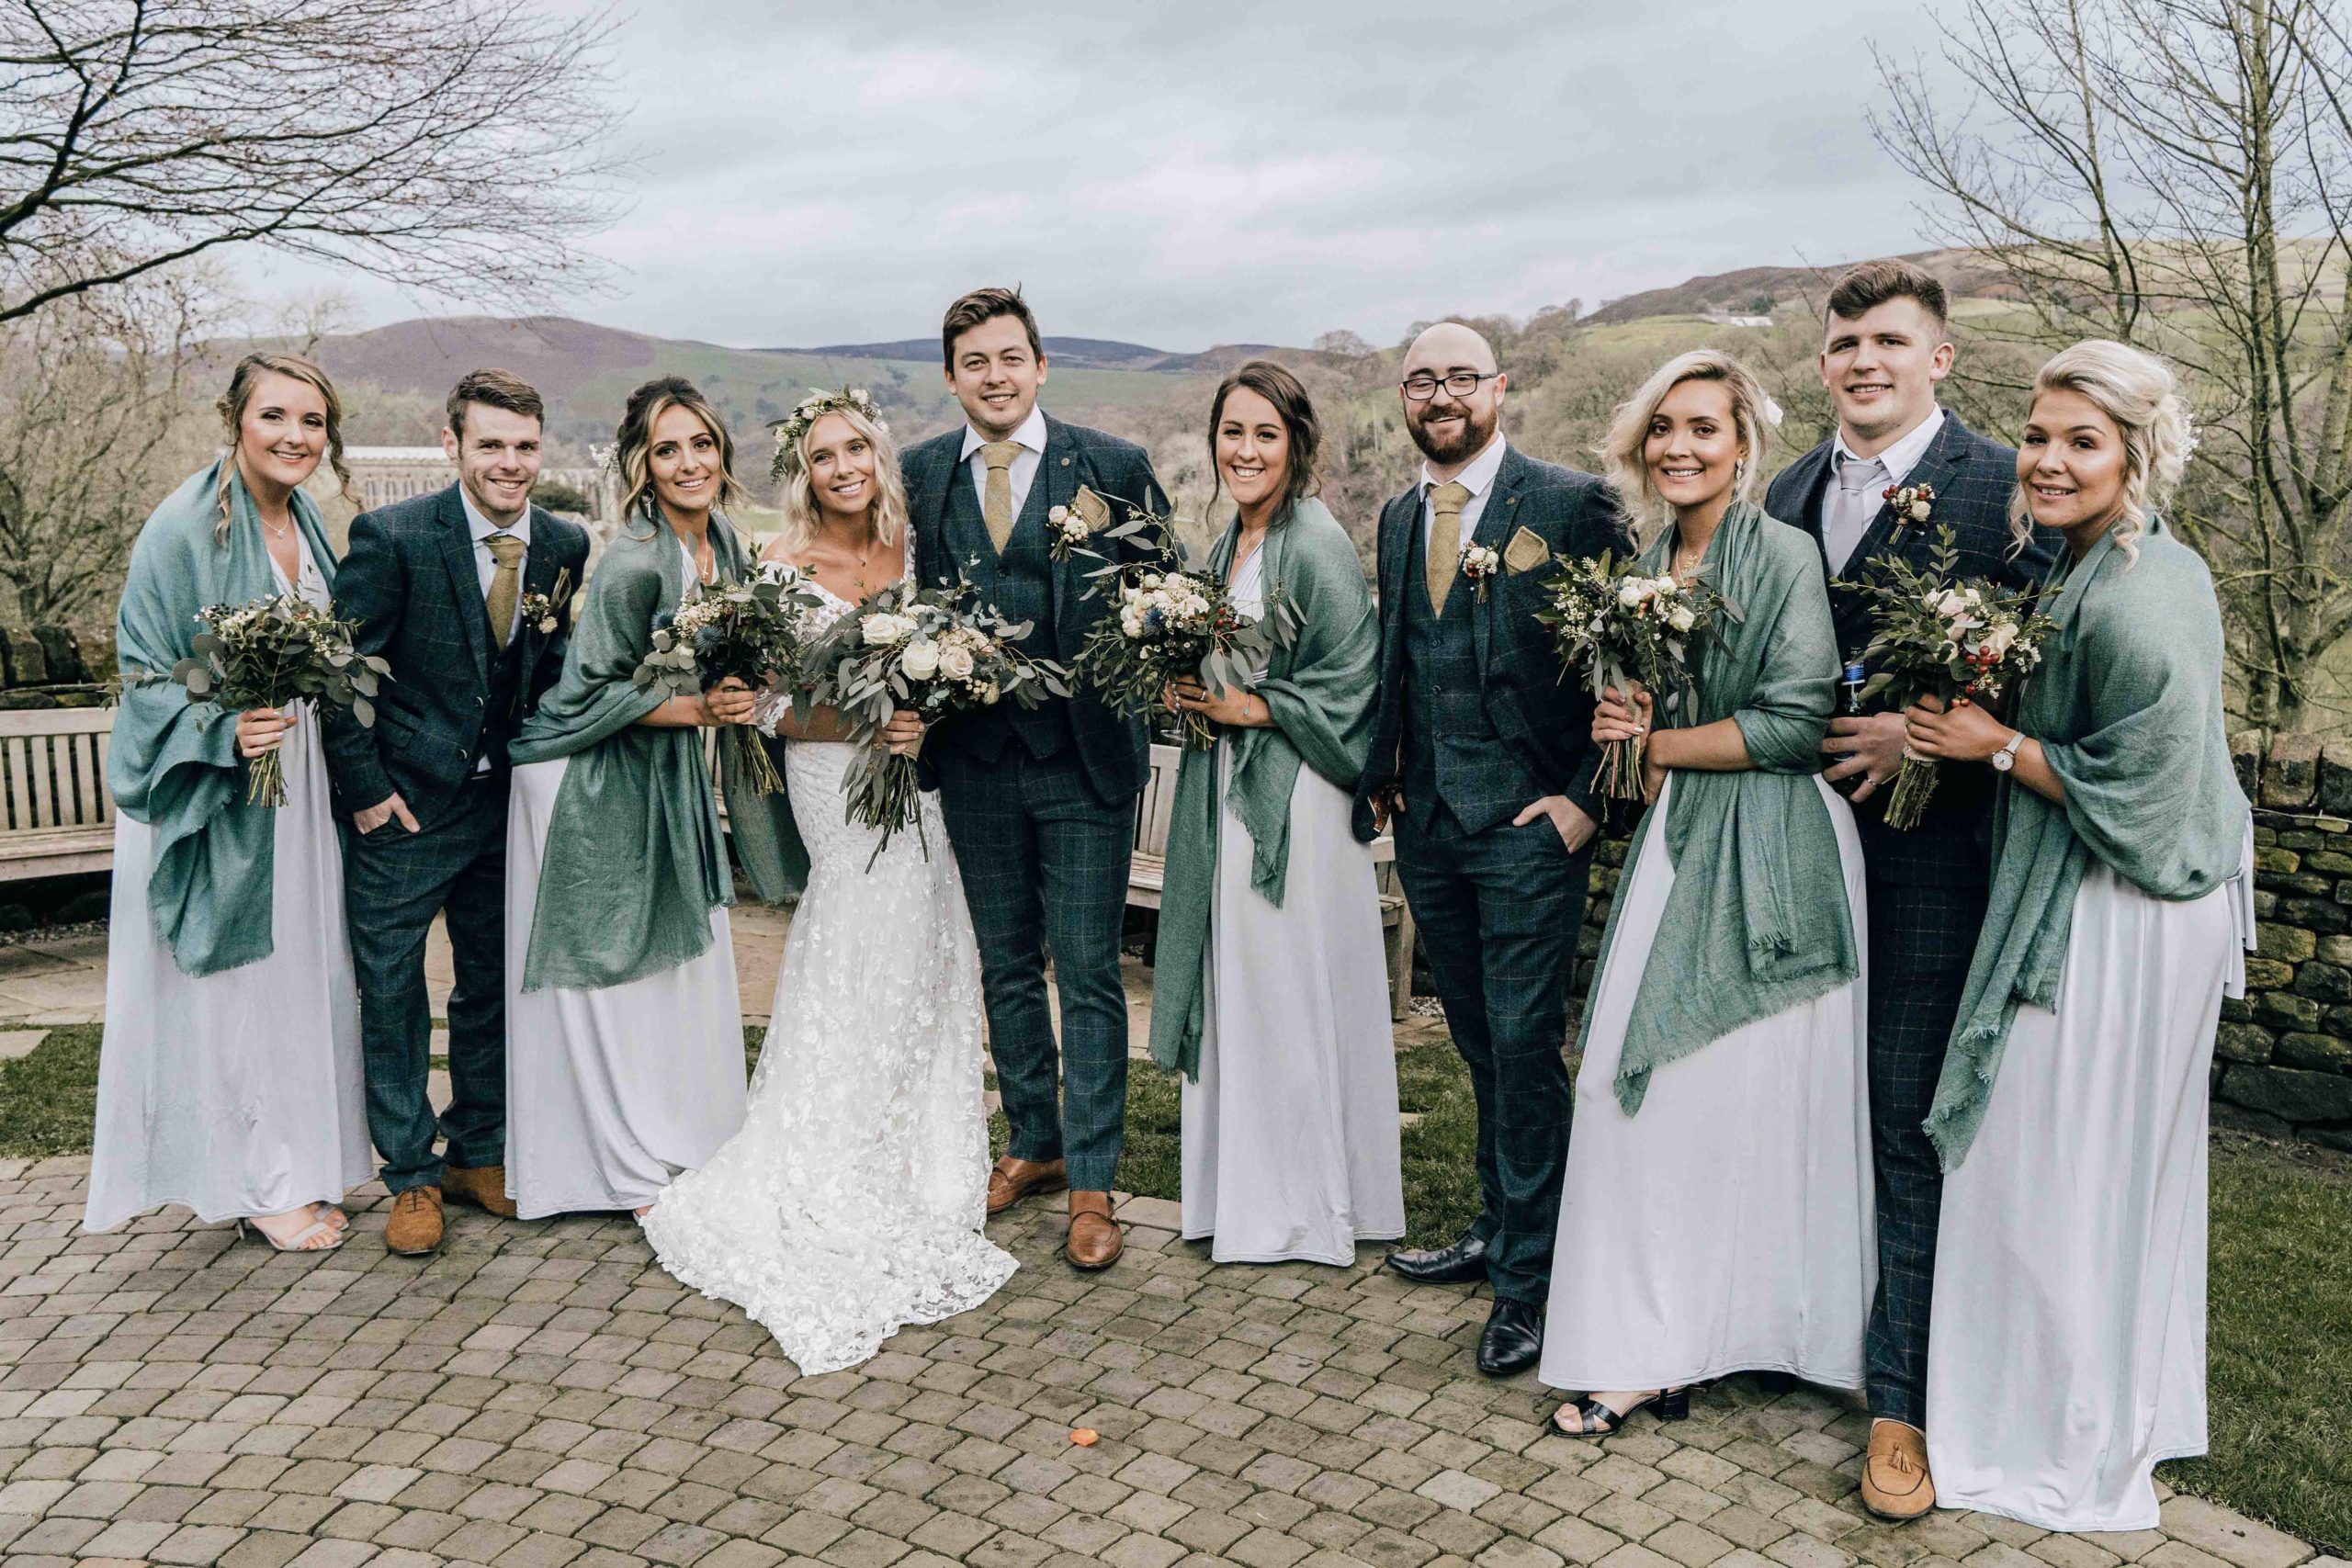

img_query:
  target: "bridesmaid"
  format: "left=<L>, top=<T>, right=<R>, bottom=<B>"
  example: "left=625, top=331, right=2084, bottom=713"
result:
left=88, top=353, right=370, bottom=1250
left=1154, top=359, right=1403, bottom=1265
left=1904, top=340, right=2252, bottom=1532
left=1540, top=349, right=1873, bottom=1433
left=503, top=376, right=801, bottom=1220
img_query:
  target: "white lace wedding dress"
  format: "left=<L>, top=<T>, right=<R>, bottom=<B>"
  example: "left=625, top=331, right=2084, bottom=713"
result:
left=641, top=548, right=1016, bottom=1373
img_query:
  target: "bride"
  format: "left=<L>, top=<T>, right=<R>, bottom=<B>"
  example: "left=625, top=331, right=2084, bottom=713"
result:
left=641, top=388, right=1016, bottom=1373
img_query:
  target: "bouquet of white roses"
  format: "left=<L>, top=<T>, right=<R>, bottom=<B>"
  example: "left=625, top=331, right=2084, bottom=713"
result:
left=800, top=578, right=1070, bottom=868
left=634, top=560, right=826, bottom=795
left=1536, top=552, right=1723, bottom=800
left=1841, top=527, right=2055, bottom=829
left=155, top=594, right=390, bottom=807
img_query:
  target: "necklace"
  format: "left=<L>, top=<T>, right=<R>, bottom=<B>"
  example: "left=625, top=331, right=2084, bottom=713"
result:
left=261, top=514, right=293, bottom=541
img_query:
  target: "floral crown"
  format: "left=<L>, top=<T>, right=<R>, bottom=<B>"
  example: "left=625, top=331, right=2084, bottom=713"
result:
left=769, top=387, right=889, bottom=481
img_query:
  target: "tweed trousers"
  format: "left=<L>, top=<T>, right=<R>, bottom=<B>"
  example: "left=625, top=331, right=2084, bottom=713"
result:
left=1864, top=871, right=1990, bottom=1427
left=1394, top=809, right=1588, bottom=1305
left=345, top=774, right=511, bottom=1195
left=936, top=743, right=1136, bottom=1192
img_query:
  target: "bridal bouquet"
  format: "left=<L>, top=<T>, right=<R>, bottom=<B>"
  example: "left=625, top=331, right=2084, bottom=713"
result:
left=158, top=594, right=390, bottom=807
left=1842, top=527, right=2055, bottom=829
left=801, top=578, right=1070, bottom=867
left=1536, top=552, right=1723, bottom=800
left=634, top=560, right=826, bottom=795
left=1064, top=491, right=1298, bottom=750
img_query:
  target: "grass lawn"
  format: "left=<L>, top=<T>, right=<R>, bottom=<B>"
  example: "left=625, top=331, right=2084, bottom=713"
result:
left=9, top=1022, right=2346, bottom=1551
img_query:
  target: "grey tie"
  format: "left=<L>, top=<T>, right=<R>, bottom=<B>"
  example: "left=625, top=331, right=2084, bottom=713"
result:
left=1826, top=455, right=1885, bottom=574
left=1838, top=454, right=1884, bottom=496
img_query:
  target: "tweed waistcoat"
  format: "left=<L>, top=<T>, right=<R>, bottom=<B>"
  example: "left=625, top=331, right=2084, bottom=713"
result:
left=942, top=457, right=1072, bottom=761
left=1400, top=515, right=1532, bottom=835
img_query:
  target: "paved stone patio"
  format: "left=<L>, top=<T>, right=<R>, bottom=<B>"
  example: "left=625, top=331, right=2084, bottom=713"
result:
left=0, top=1156, right=2334, bottom=1568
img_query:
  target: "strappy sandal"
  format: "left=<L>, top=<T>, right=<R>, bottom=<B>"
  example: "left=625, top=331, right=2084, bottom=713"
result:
left=237, top=1209, right=347, bottom=1253
left=1552, top=1385, right=1690, bottom=1438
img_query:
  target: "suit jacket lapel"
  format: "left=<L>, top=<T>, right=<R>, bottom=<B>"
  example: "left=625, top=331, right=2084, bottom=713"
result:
left=517, top=507, right=567, bottom=662
left=1849, top=414, right=1964, bottom=575
left=1783, top=443, right=1835, bottom=549
left=436, top=486, right=491, bottom=684
left=1469, top=446, right=1529, bottom=675
left=1040, top=414, right=1078, bottom=645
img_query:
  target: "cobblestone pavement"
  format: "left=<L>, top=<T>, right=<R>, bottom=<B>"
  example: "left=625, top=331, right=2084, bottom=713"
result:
left=0, top=1159, right=2332, bottom=1568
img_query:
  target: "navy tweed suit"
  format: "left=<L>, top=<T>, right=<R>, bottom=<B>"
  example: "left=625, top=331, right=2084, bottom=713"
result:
left=1766, top=412, right=2055, bottom=1425
left=322, top=484, right=590, bottom=1196
left=1360, top=445, right=1628, bottom=1304
left=905, top=414, right=1168, bottom=1192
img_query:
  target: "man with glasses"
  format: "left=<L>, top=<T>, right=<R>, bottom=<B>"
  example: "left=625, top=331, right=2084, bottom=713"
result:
left=1360, top=321, right=1627, bottom=1374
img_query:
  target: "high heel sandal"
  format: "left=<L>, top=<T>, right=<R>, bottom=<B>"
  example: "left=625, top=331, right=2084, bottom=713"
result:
left=235, top=1209, right=347, bottom=1253
left=1552, top=1384, right=1691, bottom=1438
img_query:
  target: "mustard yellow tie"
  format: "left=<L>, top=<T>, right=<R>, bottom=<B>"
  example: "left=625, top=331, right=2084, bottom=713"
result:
left=980, top=441, right=1022, bottom=554
left=1425, top=481, right=1472, bottom=615
left=484, top=531, right=526, bottom=649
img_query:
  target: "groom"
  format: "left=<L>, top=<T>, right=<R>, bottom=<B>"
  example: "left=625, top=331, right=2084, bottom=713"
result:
left=905, top=287, right=1170, bottom=1271
left=1362, top=322, right=1625, bottom=1374
left=324, top=369, right=590, bottom=1258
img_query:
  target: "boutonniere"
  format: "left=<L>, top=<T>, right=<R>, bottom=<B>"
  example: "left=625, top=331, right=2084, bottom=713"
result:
left=517, top=568, right=573, bottom=636
left=1459, top=543, right=1501, bottom=602
left=1047, top=486, right=1114, bottom=562
left=1883, top=482, right=1937, bottom=542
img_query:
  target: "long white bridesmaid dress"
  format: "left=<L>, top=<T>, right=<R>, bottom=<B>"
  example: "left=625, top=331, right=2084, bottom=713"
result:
left=86, top=537, right=371, bottom=1233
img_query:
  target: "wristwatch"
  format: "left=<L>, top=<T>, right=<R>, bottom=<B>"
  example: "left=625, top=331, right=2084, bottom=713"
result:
left=1991, top=730, right=2025, bottom=773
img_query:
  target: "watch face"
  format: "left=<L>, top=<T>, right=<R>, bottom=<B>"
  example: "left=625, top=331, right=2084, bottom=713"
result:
left=1992, top=750, right=2015, bottom=772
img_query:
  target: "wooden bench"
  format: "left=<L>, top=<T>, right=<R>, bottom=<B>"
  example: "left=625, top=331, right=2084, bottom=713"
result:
left=0, top=707, right=117, bottom=880
left=1128, top=743, right=1418, bottom=1021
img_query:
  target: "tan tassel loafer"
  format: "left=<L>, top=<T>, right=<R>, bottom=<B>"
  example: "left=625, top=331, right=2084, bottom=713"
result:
left=1861, top=1419, right=1937, bottom=1521
left=1066, top=1190, right=1124, bottom=1270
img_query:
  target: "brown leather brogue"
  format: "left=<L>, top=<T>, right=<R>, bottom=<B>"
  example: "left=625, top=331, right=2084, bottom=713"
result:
left=986, top=1156, right=1068, bottom=1216
left=1066, top=1190, right=1124, bottom=1269
left=441, top=1163, right=518, bottom=1219
left=384, top=1186, right=444, bottom=1257
left=1860, top=1419, right=1936, bottom=1521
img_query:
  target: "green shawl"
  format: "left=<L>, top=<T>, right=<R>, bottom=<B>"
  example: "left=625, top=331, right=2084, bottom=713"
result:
left=509, top=509, right=807, bottom=993
left=108, top=460, right=341, bottom=976
left=1587, top=502, right=1858, bottom=1115
left=1148, top=498, right=1381, bottom=1079
left=1925, top=521, right=2247, bottom=1168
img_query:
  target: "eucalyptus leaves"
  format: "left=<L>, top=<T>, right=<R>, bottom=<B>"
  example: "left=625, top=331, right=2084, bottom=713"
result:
left=159, top=595, right=389, bottom=807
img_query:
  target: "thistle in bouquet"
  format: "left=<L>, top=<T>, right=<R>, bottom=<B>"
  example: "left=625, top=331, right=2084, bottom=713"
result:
left=153, top=594, right=390, bottom=807
left=1063, top=489, right=1299, bottom=750
left=803, top=578, right=1071, bottom=870
left=632, top=560, right=826, bottom=795
left=1535, top=551, right=1723, bottom=800
left=1842, top=525, right=2055, bottom=829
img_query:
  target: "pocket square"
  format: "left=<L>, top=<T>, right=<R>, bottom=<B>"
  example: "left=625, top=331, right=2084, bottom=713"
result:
left=1069, top=486, right=1114, bottom=532
left=1503, top=526, right=1552, bottom=574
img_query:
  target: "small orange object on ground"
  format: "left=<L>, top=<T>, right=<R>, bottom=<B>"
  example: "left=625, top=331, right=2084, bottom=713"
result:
left=1070, top=1428, right=1099, bottom=1446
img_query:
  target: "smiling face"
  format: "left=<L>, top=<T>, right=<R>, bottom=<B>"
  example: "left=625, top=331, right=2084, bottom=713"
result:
left=235, top=372, right=330, bottom=496
left=1215, top=386, right=1292, bottom=518
left=1644, top=377, right=1745, bottom=518
left=2018, top=386, right=2130, bottom=541
left=1400, top=323, right=1505, bottom=468
left=443, top=400, right=543, bottom=526
left=1818, top=298, right=1952, bottom=450
left=945, top=313, right=1047, bottom=440
left=803, top=412, right=878, bottom=525
left=647, top=402, right=724, bottom=521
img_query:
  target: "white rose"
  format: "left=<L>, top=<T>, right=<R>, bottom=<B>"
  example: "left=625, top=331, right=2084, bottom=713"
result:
left=899, top=638, right=940, bottom=680
left=1618, top=581, right=1647, bottom=607
left=1668, top=605, right=1696, bottom=633
left=1910, top=501, right=1932, bottom=522
left=1121, top=607, right=1145, bottom=637
left=861, top=612, right=912, bottom=645
left=938, top=644, right=976, bottom=681
left=1982, top=623, right=2017, bottom=659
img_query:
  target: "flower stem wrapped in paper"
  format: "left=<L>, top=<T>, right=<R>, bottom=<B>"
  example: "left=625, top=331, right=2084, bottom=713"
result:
left=632, top=559, right=825, bottom=795
left=156, top=595, right=390, bottom=807
left=1536, top=551, right=1723, bottom=800
left=1841, top=526, right=2056, bottom=829
left=1064, top=489, right=1299, bottom=750
left=801, top=578, right=1071, bottom=870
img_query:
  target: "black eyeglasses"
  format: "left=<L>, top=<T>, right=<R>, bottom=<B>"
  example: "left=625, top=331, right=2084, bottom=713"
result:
left=1400, top=371, right=1502, bottom=400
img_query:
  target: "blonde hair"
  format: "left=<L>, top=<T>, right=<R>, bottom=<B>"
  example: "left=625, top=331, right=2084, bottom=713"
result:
left=214, top=352, right=351, bottom=542
left=615, top=377, right=748, bottom=522
left=773, top=401, right=909, bottom=559
left=2011, top=339, right=2192, bottom=562
left=1600, top=349, right=1774, bottom=547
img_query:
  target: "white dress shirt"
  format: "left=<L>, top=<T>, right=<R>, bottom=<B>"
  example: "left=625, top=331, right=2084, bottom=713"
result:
left=960, top=404, right=1048, bottom=524
left=1823, top=407, right=1944, bottom=576
left=459, top=486, right=532, bottom=773
left=1419, top=432, right=1509, bottom=556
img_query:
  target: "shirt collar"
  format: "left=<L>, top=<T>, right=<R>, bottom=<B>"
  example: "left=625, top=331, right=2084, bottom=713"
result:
left=960, top=403, right=1048, bottom=462
left=1422, top=431, right=1508, bottom=499
left=459, top=485, right=532, bottom=547
left=1833, top=406, right=1945, bottom=488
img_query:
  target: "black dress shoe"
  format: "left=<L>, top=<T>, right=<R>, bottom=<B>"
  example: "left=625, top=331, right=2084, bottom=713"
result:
left=1385, top=1230, right=1489, bottom=1284
left=1477, top=1298, right=1544, bottom=1376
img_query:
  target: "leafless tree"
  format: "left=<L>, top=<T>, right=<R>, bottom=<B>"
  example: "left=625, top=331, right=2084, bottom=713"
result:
left=0, top=0, right=623, bottom=326
left=1872, top=0, right=2352, bottom=729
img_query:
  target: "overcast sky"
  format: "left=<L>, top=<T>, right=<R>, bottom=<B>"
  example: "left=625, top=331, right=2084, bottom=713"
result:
left=247, top=0, right=1963, bottom=351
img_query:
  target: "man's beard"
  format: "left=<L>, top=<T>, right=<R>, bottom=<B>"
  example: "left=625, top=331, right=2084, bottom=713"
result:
left=1407, top=403, right=1497, bottom=466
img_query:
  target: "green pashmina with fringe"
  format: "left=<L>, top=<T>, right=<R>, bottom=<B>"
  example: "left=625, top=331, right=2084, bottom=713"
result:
left=1925, top=521, right=2248, bottom=1168
left=108, top=460, right=341, bottom=976
left=509, top=509, right=807, bottom=993
left=1148, top=499, right=1381, bottom=1080
left=1584, top=502, right=1858, bottom=1114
